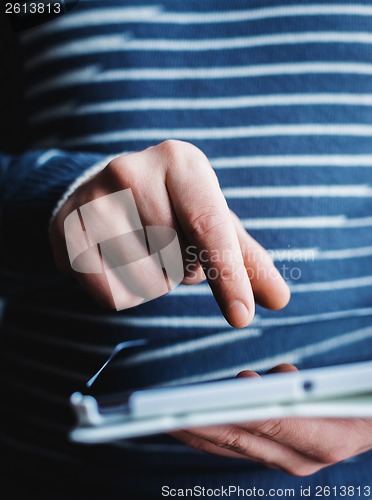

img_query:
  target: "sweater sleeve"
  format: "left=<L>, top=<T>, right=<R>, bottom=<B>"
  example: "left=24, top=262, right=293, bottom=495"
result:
left=0, top=149, right=108, bottom=295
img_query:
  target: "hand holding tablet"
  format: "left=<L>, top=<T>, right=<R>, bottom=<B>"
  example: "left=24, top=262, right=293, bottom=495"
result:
left=69, top=359, right=372, bottom=445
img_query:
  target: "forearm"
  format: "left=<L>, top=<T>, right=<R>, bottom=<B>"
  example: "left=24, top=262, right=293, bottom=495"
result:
left=0, top=149, right=107, bottom=293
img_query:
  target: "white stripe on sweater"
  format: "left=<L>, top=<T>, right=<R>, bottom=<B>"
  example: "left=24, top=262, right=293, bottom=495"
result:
left=56, top=124, right=372, bottom=148
left=211, top=154, right=372, bottom=168
left=120, top=327, right=262, bottom=366
left=270, top=246, right=372, bottom=261
left=241, top=215, right=372, bottom=229
left=222, top=185, right=372, bottom=198
left=20, top=4, right=372, bottom=42
left=14, top=304, right=372, bottom=330
left=25, top=31, right=372, bottom=70
left=162, top=326, right=372, bottom=385
left=169, top=275, right=372, bottom=296
left=26, top=62, right=372, bottom=98
left=29, top=93, right=372, bottom=125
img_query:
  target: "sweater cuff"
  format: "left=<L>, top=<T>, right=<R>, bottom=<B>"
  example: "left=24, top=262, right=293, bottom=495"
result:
left=1, top=150, right=114, bottom=282
left=48, top=153, right=116, bottom=230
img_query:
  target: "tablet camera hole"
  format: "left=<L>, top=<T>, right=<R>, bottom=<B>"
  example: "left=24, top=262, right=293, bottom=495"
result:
left=303, top=380, right=314, bottom=392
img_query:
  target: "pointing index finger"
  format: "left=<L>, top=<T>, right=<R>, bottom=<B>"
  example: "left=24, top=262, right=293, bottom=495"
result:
left=165, top=143, right=255, bottom=328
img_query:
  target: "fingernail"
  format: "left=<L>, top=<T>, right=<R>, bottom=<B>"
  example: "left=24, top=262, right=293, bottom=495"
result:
left=227, top=300, right=250, bottom=328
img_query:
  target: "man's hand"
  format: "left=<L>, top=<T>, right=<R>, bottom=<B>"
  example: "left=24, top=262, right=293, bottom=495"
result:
left=170, top=364, right=372, bottom=476
left=49, top=140, right=290, bottom=327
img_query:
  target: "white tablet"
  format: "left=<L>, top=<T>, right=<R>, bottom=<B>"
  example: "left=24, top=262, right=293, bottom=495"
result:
left=69, top=359, right=372, bottom=444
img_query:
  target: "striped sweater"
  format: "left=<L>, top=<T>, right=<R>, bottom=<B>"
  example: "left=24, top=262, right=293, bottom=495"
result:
left=1, top=0, right=372, bottom=496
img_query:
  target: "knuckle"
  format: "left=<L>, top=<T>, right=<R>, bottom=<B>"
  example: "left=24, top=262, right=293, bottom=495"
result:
left=158, top=140, right=212, bottom=173
left=189, top=210, right=227, bottom=241
left=104, top=155, right=139, bottom=187
left=252, top=420, right=286, bottom=440
left=158, top=139, right=202, bottom=160
left=105, top=156, right=126, bottom=177
left=219, top=428, right=246, bottom=454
